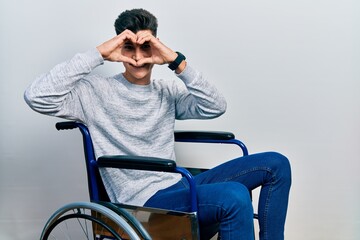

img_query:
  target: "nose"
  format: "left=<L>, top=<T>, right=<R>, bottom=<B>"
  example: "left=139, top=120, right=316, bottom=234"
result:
left=133, top=47, right=143, bottom=61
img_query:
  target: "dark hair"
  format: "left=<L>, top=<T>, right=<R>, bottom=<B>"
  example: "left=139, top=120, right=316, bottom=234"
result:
left=114, top=9, right=158, bottom=36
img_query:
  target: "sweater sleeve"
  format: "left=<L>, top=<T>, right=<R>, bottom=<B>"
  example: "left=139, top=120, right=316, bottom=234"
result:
left=174, top=64, right=227, bottom=120
left=24, top=48, right=104, bottom=120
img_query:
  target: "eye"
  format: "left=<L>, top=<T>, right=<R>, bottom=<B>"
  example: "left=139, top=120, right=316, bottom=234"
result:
left=141, top=43, right=151, bottom=50
left=123, top=43, right=135, bottom=51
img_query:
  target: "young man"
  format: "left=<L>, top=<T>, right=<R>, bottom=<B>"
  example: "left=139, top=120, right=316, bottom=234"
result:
left=25, top=9, right=291, bottom=240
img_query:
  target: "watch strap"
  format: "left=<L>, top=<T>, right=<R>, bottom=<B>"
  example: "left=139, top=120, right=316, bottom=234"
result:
left=168, top=52, right=186, bottom=71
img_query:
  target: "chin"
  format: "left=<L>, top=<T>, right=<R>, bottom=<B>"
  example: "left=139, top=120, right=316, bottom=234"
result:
left=133, top=68, right=151, bottom=77
left=130, top=63, right=153, bottom=74
left=133, top=73, right=150, bottom=80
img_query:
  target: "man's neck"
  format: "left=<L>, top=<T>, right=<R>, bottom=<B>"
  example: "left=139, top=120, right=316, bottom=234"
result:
left=122, top=72, right=151, bottom=85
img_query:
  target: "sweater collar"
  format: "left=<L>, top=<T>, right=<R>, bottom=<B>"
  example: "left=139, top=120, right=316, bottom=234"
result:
left=115, top=74, right=153, bottom=92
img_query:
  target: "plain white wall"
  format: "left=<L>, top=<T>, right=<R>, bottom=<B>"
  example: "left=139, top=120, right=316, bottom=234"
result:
left=1, top=0, right=359, bottom=239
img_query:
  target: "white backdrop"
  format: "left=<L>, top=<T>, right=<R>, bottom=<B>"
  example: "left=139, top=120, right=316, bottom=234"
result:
left=1, top=0, right=359, bottom=239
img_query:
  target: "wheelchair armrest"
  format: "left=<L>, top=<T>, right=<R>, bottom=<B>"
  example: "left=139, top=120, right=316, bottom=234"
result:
left=56, top=121, right=79, bottom=130
left=174, top=131, right=235, bottom=141
left=174, top=130, right=248, bottom=156
left=98, top=155, right=199, bottom=212
left=97, top=155, right=177, bottom=172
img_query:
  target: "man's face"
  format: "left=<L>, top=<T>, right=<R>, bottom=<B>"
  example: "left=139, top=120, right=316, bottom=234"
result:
left=122, top=30, right=154, bottom=85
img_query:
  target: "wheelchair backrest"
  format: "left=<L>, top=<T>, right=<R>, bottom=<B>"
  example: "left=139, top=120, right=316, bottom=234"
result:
left=56, top=121, right=110, bottom=202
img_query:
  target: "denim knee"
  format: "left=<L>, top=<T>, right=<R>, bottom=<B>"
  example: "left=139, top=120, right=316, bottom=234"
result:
left=264, top=152, right=292, bottom=186
left=214, top=182, right=254, bottom=239
left=219, top=182, right=253, bottom=215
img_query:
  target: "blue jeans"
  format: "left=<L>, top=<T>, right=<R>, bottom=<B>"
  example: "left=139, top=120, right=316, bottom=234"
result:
left=144, top=152, right=292, bottom=240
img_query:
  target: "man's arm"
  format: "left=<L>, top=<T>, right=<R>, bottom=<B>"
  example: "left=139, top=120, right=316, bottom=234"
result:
left=24, top=48, right=104, bottom=119
left=132, top=31, right=226, bottom=119
left=174, top=65, right=227, bottom=120
left=24, top=30, right=139, bottom=118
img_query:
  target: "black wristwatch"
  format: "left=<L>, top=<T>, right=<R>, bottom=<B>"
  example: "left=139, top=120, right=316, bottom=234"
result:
left=168, top=52, right=186, bottom=71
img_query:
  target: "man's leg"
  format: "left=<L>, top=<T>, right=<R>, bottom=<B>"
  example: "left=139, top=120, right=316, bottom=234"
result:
left=195, top=152, right=292, bottom=240
left=144, top=182, right=254, bottom=240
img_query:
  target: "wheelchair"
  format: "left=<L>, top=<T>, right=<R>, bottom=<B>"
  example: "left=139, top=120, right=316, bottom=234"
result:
left=40, top=121, right=254, bottom=240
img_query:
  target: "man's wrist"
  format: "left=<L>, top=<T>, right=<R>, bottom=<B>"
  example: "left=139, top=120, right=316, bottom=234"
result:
left=175, top=60, right=186, bottom=74
left=168, top=52, right=186, bottom=71
left=167, top=52, right=178, bottom=63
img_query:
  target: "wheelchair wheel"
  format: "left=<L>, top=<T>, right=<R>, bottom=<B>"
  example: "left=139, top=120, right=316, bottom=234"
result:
left=40, top=202, right=144, bottom=240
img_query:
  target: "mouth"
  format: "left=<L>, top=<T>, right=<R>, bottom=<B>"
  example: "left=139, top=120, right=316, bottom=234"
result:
left=130, top=63, right=147, bottom=68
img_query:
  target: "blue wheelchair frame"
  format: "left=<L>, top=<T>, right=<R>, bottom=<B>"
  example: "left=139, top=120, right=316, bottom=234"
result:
left=55, top=121, right=248, bottom=210
left=54, top=121, right=250, bottom=239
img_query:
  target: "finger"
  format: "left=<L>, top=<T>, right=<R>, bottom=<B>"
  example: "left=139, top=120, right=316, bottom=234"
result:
left=121, top=56, right=138, bottom=65
left=136, top=57, right=155, bottom=66
left=119, top=29, right=136, bottom=38
left=136, top=33, right=156, bottom=45
left=117, top=30, right=137, bottom=44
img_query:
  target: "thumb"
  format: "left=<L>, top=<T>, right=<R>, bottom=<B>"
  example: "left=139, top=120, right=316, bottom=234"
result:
left=121, top=56, right=138, bottom=66
left=136, top=57, right=155, bottom=66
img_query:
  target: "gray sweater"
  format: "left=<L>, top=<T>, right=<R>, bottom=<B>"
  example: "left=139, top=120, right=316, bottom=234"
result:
left=24, top=48, right=226, bottom=205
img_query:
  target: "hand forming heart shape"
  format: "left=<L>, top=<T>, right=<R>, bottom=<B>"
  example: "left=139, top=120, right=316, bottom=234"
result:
left=97, top=29, right=177, bottom=67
